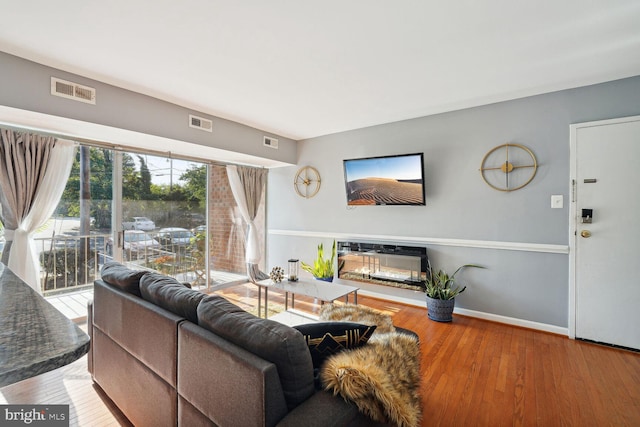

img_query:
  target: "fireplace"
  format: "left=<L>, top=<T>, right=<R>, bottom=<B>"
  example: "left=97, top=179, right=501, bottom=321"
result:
left=337, top=241, right=428, bottom=291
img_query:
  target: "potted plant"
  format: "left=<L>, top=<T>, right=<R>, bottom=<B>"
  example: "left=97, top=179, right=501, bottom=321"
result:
left=301, top=240, right=343, bottom=282
left=425, top=262, right=484, bottom=322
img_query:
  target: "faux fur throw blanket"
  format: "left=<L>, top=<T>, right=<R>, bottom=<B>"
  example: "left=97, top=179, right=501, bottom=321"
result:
left=319, top=303, right=396, bottom=334
left=320, top=332, right=421, bottom=427
left=318, top=304, right=421, bottom=427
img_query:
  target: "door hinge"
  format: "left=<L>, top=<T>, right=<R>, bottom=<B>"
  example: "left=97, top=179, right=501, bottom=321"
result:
left=571, top=179, right=576, bottom=203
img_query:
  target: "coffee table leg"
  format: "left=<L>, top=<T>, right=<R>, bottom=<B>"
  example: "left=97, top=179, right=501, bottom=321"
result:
left=291, top=293, right=295, bottom=309
left=258, top=287, right=262, bottom=318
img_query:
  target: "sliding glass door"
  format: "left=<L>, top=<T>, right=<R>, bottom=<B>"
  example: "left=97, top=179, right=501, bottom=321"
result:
left=114, top=152, right=209, bottom=286
left=41, top=146, right=114, bottom=294
left=37, top=141, right=264, bottom=294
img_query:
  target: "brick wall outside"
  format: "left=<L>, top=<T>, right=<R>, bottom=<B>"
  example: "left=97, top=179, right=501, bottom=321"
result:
left=208, top=165, right=265, bottom=277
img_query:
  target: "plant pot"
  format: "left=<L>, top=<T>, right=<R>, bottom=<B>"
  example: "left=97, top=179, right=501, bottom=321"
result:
left=426, top=296, right=455, bottom=322
left=315, top=276, right=333, bottom=282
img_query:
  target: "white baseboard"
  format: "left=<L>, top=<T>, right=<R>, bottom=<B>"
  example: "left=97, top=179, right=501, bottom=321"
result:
left=453, top=307, right=568, bottom=336
left=357, top=288, right=568, bottom=337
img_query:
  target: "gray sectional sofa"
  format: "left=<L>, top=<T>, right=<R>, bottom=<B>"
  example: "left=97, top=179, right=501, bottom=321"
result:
left=88, top=262, right=383, bottom=426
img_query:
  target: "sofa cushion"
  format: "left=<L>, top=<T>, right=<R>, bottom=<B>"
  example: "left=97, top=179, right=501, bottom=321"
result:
left=139, top=273, right=206, bottom=323
left=197, top=295, right=315, bottom=411
left=100, top=262, right=149, bottom=296
left=293, top=322, right=376, bottom=369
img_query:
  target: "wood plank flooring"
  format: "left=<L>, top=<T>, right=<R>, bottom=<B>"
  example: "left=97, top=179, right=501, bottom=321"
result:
left=2, top=283, right=639, bottom=426
left=0, top=324, right=132, bottom=427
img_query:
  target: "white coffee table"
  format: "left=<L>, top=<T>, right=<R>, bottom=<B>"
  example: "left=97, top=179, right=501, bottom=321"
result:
left=255, top=278, right=359, bottom=319
left=268, top=309, right=320, bottom=326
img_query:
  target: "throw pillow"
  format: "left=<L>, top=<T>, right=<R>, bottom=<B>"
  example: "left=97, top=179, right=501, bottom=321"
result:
left=293, top=322, right=377, bottom=369
left=100, top=261, right=149, bottom=296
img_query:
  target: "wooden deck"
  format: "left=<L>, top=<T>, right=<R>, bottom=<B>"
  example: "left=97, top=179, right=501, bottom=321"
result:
left=46, top=289, right=93, bottom=322
left=4, top=283, right=640, bottom=426
left=45, top=269, right=247, bottom=321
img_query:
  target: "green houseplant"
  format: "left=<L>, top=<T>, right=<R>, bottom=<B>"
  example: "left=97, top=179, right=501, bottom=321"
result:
left=301, top=240, right=342, bottom=281
left=425, top=262, right=484, bottom=322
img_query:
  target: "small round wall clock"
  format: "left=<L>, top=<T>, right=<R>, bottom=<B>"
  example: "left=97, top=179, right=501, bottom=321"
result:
left=480, top=143, right=538, bottom=192
left=294, top=166, right=321, bottom=198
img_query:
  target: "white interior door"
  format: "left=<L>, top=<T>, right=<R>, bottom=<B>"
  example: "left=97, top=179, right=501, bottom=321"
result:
left=571, top=116, right=640, bottom=349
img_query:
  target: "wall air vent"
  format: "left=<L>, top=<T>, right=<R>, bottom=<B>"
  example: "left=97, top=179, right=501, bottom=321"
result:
left=189, top=114, right=213, bottom=132
left=50, top=77, right=96, bottom=104
left=263, top=136, right=279, bottom=149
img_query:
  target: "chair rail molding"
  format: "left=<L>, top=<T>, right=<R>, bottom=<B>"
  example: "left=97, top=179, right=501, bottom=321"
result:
left=268, top=229, right=569, bottom=255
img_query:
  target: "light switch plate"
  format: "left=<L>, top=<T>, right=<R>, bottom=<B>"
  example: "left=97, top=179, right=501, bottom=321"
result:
left=551, top=195, right=563, bottom=209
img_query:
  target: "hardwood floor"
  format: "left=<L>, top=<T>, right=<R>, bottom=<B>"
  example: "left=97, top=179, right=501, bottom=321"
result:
left=3, top=283, right=639, bottom=426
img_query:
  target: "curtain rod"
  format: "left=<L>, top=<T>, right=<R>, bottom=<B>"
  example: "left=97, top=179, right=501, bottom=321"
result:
left=0, top=123, right=264, bottom=168
left=0, top=123, right=212, bottom=164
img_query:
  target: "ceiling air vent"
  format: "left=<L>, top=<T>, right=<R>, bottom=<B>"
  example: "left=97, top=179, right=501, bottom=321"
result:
left=189, top=115, right=213, bottom=132
left=50, top=77, right=96, bottom=104
left=263, top=136, right=279, bottom=149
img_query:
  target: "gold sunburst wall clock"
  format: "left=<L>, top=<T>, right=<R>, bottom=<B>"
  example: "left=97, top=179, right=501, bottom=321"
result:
left=294, top=166, right=321, bottom=198
left=480, top=143, right=538, bottom=192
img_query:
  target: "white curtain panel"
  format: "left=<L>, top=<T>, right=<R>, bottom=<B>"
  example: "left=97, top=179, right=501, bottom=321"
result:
left=226, top=206, right=246, bottom=259
left=226, top=165, right=260, bottom=264
left=8, top=139, right=76, bottom=291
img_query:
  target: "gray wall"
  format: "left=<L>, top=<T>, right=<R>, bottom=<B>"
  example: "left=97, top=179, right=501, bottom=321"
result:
left=2, top=49, right=639, bottom=329
left=267, top=75, right=640, bottom=329
left=0, top=51, right=297, bottom=164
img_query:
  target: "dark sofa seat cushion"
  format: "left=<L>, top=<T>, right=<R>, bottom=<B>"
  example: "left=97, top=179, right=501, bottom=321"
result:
left=140, top=273, right=206, bottom=323
left=197, top=295, right=315, bottom=411
left=100, top=262, right=149, bottom=297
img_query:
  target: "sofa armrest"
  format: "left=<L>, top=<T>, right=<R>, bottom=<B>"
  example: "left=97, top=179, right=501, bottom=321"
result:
left=276, top=391, right=387, bottom=427
left=87, top=300, right=93, bottom=375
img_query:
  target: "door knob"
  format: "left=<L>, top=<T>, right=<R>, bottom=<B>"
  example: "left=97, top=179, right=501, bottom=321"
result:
left=580, top=230, right=592, bottom=238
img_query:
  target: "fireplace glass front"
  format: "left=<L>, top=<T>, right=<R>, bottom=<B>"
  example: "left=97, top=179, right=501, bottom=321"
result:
left=337, top=242, right=428, bottom=290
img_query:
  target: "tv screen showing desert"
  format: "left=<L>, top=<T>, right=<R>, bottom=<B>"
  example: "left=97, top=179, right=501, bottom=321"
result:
left=344, top=154, right=424, bottom=205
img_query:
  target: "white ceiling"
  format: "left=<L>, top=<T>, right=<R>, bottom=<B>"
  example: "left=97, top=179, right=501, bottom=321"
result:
left=1, top=0, right=640, bottom=141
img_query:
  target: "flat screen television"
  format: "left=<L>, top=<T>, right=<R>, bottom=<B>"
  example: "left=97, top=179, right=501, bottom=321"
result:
left=343, top=152, right=425, bottom=206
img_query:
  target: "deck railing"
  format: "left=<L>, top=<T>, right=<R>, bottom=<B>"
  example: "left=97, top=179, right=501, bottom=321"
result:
left=35, top=234, right=206, bottom=295
left=36, top=234, right=108, bottom=295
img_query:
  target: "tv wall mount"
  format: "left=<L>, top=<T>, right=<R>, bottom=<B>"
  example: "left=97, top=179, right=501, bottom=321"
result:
left=480, top=143, right=538, bottom=192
